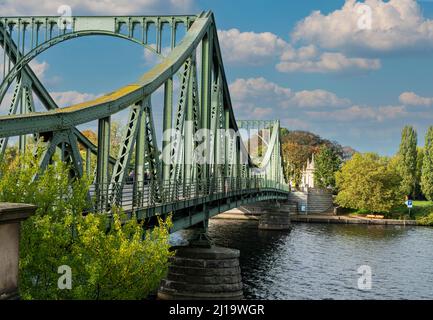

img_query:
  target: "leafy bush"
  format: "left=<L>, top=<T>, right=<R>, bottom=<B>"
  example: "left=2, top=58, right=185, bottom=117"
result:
left=0, top=148, right=173, bottom=299
left=335, top=153, right=404, bottom=213
left=417, top=212, right=433, bottom=226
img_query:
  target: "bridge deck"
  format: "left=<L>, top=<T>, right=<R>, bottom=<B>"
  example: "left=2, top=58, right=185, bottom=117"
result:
left=89, top=179, right=289, bottom=232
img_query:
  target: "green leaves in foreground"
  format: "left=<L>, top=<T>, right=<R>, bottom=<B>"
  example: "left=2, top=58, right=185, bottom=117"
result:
left=0, top=149, right=173, bottom=300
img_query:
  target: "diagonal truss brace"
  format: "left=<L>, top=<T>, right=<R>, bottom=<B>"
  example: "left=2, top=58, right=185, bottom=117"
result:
left=35, top=130, right=83, bottom=182
left=0, top=72, right=37, bottom=158
left=169, top=58, right=192, bottom=183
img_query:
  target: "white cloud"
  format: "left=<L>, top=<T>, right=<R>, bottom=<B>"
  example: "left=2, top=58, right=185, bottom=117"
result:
left=399, top=91, right=433, bottom=107
left=0, top=89, right=97, bottom=113
left=291, top=89, right=351, bottom=108
left=281, top=118, right=311, bottom=130
left=218, top=28, right=288, bottom=65
left=0, top=0, right=194, bottom=16
left=217, top=28, right=379, bottom=73
left=306, top=104, right=407, bottom=122
left=0, top=60, right=50, bottom=113
left=229, top=77, right=351, bottom=110
left=277, top=46, right=381, bottom=73
left=29, top=60, right=49, bottom=80
left=227, top=77, right=409, bottom=135
left=292, top=0, right=433, bottom=55
left=143, top=45, right=173, bottom=67
left=216, top=26, right=381, bottom=73
left=50, top=91, right=99, bottom=107
left=230, top=77, right=291, bottom=103
left=1, top=60, right=49, bottom=81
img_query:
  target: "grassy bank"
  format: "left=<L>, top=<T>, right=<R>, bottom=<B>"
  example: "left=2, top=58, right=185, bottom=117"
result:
left=391, top=201, right=433, bottom=219
left=345, top=201, right=433, bottom=223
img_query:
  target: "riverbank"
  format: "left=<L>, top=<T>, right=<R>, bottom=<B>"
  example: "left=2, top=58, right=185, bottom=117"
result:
left=290, top=214, right=418, bottom=226
left=213, top=212, right=418, bottom=226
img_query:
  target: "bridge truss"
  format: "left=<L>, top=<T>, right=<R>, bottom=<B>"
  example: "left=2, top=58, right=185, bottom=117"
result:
left=0, top=12, right=289, bottom=231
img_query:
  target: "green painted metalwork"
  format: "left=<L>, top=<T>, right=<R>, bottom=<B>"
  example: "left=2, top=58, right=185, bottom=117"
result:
left=96, top=117, right=110, bottom=210
left=162, top=78, right=173, bottom=183
left=0, top=12, right=289, bottom=230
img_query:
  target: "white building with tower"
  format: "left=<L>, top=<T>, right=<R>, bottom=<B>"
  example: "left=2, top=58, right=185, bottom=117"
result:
left=300, top=154, right=315, bottom=190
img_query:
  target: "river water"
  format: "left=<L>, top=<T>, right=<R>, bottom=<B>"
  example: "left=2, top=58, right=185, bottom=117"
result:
left=175, top=219, right=433, bottom=300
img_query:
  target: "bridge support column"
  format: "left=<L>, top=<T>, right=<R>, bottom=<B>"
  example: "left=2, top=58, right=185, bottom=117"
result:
left=258, top=201, right=292, bottom=231
left=158, top=221, right=244, bottom=300
left=0, top=203, right=37, bottom=300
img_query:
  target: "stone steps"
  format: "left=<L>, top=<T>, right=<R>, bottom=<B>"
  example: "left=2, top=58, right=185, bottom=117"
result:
left=287, top=189, right=334, bottom=214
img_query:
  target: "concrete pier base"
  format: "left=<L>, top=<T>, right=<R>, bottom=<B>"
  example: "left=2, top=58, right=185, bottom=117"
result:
left=158, top=245, right=244, bottom=300
left=0, top=203, right=37, bottom=300
left=258, top=203, right=291, bottom=230
left=215, top=201, right=292, bottom=230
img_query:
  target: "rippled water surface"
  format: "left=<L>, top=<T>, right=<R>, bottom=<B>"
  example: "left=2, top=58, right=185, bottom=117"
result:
left=202, top=220, right=433, bottom=300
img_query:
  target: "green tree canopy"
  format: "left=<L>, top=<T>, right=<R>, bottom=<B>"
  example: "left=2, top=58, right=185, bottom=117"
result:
left=415, top=147, right=424, bottom=198
left=280, top=130, right=350, bottom=187
left=313, top=145, right=342, bottom=190
left=421, top=126, right=433, bottom=201
left=0, top=148, right=173, bottom=299
left=336, top=153, right=404, bottom=213
left=397, top=126, right=418, bottom=197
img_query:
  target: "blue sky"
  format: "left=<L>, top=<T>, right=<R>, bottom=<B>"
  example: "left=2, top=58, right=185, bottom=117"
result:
left=2, top=0, right=433, bottom=155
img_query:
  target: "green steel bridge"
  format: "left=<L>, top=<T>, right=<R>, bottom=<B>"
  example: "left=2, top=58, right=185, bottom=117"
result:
left=0, top=12, right=289, bottom=232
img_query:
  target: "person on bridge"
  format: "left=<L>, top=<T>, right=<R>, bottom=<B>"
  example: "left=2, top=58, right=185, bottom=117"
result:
left=129, top=170, right=135, bottom=184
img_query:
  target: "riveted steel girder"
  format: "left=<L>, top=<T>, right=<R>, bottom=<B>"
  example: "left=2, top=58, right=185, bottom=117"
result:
left=0, top=12, right=289, bottom=221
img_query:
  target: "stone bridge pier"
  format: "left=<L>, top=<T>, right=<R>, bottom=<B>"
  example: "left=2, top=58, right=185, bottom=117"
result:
left=158, top=220, right=244, bottom=300
left=0, top=203, right=37, bottom=300
left=158, top=200, right=292, bottom=300
left=257, top=201, right=292, bottom=230
left=216, top=200, right=292, bottom=231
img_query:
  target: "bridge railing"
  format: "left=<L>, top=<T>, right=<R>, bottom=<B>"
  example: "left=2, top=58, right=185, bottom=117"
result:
left=88, top=177, right=289, bottom=214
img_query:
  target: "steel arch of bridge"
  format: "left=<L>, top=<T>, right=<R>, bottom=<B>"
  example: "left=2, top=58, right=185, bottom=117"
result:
left=0, top=11, right=289, bottom=229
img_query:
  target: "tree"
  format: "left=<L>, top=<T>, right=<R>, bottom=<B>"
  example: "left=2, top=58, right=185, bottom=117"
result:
left=335, top=153, right=404, bottom=213
left=280, top=129, right=347, bottom=188
left=421, top=126, right=433, bottom=201
left=0, top=148, right=173, bottom=299
left=397, top=126, right=418, bottom=197
left=110, top=120, right=124, bottom=157
left=415, top=147, right=424, bottom=199
left=314, top=145, right=342, bottom=190
left=81, top=129, right=98, bottom=146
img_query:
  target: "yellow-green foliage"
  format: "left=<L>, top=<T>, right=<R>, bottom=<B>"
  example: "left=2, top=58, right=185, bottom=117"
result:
left=0, top=148, right=173, bottom=300
left=336, top=153, right=404, bottom=213
left=417, top=212, right=433, bottom=226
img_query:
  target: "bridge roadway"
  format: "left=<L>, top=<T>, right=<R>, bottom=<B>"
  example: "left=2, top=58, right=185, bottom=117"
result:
left=90, top=177, right=289, bottom=232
